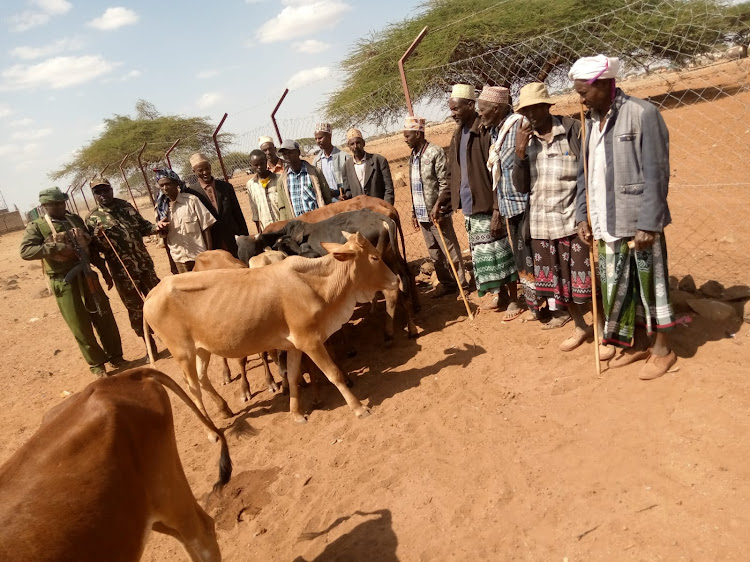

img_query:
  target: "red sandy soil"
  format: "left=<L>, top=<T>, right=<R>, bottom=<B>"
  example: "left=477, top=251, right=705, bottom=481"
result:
left=0, top=59, right=748, bottom=561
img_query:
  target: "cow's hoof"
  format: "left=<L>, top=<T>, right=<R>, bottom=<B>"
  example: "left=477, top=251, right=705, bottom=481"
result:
left=220, top=407, right=234, bottom=419
left=241, top=393, right=251, bottom=403
left=207, top=432, right=219, bottom=444
left=268, top=381, right=280, bottom=393
left=292, top=413, right=308, bottom=424
left=355, top=406, right=371, bottom=419
left=221, top=379, right=230, bottom=386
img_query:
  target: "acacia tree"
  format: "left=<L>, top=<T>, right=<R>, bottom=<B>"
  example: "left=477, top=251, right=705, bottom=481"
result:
left=325, top=0, right=750, bottom=127
left=51, top=100, right=232, bottom=196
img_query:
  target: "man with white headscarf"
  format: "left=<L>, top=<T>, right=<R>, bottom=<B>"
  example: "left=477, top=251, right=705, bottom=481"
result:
left=259, top=136, right=285, bottom=174
left=571, top=54, right=676, bottom=380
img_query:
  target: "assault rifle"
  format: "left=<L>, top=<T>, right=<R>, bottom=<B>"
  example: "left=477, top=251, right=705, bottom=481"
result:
left=62, top=227, right=106, bottom=316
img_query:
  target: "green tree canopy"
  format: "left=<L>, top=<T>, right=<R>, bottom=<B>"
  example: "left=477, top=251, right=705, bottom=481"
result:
left=325, top=0, right=750, bottom=127
left=51, top=100, right=232, bottom=196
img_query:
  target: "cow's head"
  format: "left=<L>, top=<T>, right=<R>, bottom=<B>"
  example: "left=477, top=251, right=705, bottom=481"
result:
left=321, top=231, right=398, bottom=302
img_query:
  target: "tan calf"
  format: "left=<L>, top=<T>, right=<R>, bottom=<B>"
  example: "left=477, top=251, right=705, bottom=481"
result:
left=0, top=367, right=230, bottom=562
left=144, top=232, right=397, bottom=423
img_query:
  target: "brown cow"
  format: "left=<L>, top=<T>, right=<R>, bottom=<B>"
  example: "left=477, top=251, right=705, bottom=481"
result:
left=144, top=232, right=398, bottom=424
left=0, top=367, right=230, bottom=562
left=193, top=250, right=279, bottom=399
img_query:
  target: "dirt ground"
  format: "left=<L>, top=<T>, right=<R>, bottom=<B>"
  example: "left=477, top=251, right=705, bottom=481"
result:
left=1, top=60, right=749, bottom=561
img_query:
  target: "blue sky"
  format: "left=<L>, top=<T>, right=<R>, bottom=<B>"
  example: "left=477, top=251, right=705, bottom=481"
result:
left=0, top=0, right=423, bottom=212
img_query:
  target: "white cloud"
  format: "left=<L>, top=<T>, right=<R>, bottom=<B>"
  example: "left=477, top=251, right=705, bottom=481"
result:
left=11, top=128, right=53, bottom=140
left=10, top=37, right=83, bottom=60
left=10, top=118, right=34, bottom=127
left=0, top=105, right=11, bottom=118
left=1, top=56, right=116, bottom=90
left=196, top=92, right=222, bottom=109
left=257, top=1, right=351, bottom=43
left=87, top=7, right=139, bottom=31
left=124, top=69, right=141, bottom=79
left=293, top=39, right=331, bottom=54
left=287, top=66, right=331, bottom=89
left=197, top=69, right=219, bottom=79
left=8, top=0, right=72, bottom=32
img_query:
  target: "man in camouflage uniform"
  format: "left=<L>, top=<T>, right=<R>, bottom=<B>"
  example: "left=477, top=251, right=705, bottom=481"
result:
left=20, top=187, right=124, bottom=376
left=86, top=178, right=161, bottom=341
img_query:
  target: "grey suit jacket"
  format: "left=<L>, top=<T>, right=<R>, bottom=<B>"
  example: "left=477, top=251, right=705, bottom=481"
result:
left=576, top=89, right=671, bottom=237
left=343, top=152, right=395, bottom=205
left=313, top=146, right=349, bottom=196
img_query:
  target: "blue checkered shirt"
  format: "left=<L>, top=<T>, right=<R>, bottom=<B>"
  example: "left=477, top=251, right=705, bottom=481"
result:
left=491, top=121, right=528, bottom=218
left=410, top=152, right=429, bottom=222
left=287, top=165, right=319, bottom=217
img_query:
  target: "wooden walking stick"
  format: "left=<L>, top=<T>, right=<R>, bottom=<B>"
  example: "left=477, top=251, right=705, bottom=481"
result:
left=579, top=105, right=602, bottom=374
left=99, top=228, right=146, bottom=302
left=433, top=218, right=474, bottom=321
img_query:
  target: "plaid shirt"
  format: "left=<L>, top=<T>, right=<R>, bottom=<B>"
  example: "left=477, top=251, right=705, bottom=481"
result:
left=527, top=117, right=579, bottom=240
left=287, top=165, right=319, bottom=217
left=410, top=148, right=429, bottom=222
left=491, top=120, right=528, bottom=218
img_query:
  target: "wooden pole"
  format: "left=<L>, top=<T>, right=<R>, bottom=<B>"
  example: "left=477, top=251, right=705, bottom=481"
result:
left=434, top=219, right=473, bottom=321
left=579, top=105, right=602, bottom=375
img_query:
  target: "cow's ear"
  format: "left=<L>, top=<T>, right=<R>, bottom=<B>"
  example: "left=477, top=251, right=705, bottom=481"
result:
left=323, top=242, right=355, bottom=262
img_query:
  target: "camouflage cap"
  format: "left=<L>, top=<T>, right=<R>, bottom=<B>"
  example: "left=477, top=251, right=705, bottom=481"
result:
left=39, top=187, right=69, bottom=204
left=90, top=177, right=112, bottom=190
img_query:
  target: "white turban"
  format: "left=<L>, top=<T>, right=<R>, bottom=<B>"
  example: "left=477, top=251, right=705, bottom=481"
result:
left=569, top=55, right=620, bottom=82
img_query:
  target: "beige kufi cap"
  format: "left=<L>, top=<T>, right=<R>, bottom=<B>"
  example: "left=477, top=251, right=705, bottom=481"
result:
left=346, top=128, right=363, bottom=141
left=189, top=153, right=211, bottom=168
left=258, top=136, right=274, bottom=148
left=450, top=83, right=475, bottom=100
left=403, top=116, right=426, bottom=132
left=314, top=122, right=332, bottom=134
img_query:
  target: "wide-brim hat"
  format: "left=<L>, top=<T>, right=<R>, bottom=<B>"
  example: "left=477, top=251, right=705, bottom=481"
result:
left=515, top=82, right=554, bottom=111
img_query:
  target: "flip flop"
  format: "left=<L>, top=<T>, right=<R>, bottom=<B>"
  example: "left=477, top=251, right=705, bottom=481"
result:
left=609, top=348, right=650, bottom=369
left=541, top=314, right=572, bottom=330
left=503, top=304, right=524, bottom=322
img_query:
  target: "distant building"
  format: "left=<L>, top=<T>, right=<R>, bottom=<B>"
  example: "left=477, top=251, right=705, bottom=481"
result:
left=0, top=208, right=25, bottom=234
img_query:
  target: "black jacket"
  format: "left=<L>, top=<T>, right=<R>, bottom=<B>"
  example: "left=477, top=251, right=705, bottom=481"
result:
left=203, top=179, right=249, bottom=258
left=343, top=152, right=395, bottom=205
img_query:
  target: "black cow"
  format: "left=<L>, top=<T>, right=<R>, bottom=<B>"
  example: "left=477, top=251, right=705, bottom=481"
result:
left=242, top=210, right=418, bottom=342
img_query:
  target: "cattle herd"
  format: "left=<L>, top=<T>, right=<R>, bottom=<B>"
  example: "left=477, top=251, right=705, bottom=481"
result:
left=0, top=195, right=423, bottom=561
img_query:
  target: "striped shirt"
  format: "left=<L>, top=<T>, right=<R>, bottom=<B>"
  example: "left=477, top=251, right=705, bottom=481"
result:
left=287, top=165, right=319, bottom=217
left=410, top=149, right=428, bottom=222
left=491, top=120, right=528, bottom=218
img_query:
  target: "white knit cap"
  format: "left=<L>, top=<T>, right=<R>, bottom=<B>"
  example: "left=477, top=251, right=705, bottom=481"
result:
left=568, top=55, right=621, bottom=82
left=258, top=136, right=274, bottom=148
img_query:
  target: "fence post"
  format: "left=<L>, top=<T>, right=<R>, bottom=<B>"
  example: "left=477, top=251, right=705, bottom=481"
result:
left=399, top=26, right=429, bottom=116
left=271, top=88, right=289, bottom=144
left=67, top=186, right=80, bottom=215
left=79, top=179, right=91, bottom=212
left=137, top=142, right=156, bottom=207
left=119, top=153, right=139, bottom=209
left=212, top=114, right=229, bottom=182
left=165, top=138, right=181, bottom=169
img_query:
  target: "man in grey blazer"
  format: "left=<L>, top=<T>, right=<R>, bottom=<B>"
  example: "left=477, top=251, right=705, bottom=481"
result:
left=572, top=54, right=676, bottom=380
left=342, top=128, right=395, bottom=205
left=312, top=122, right=349, bottom=202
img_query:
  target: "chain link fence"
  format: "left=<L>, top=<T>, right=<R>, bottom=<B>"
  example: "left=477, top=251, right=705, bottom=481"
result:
left=66, top=0, right=749, bottom=287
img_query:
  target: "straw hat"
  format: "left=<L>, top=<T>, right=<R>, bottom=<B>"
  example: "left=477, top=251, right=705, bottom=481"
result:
left=515, top=83, right=554, bottom=111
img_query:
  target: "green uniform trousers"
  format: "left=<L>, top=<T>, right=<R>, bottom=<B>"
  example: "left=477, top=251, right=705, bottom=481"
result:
left=50, top=275, right=123, bottom=372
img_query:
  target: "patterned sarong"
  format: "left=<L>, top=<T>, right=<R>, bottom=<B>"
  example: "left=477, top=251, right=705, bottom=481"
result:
left=507, top=211, right=538, bottom=311
left=465, top=213, right=518, bottom=297
left=599, top=233, right=675, bottom=348
left=532, top=234, right=592, bottom=307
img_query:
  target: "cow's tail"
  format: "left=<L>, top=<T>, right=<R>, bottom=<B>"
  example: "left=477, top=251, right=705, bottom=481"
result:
left=142, top=369, right=232, bottom=491
left=143, top=312, right=156, bottom=367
